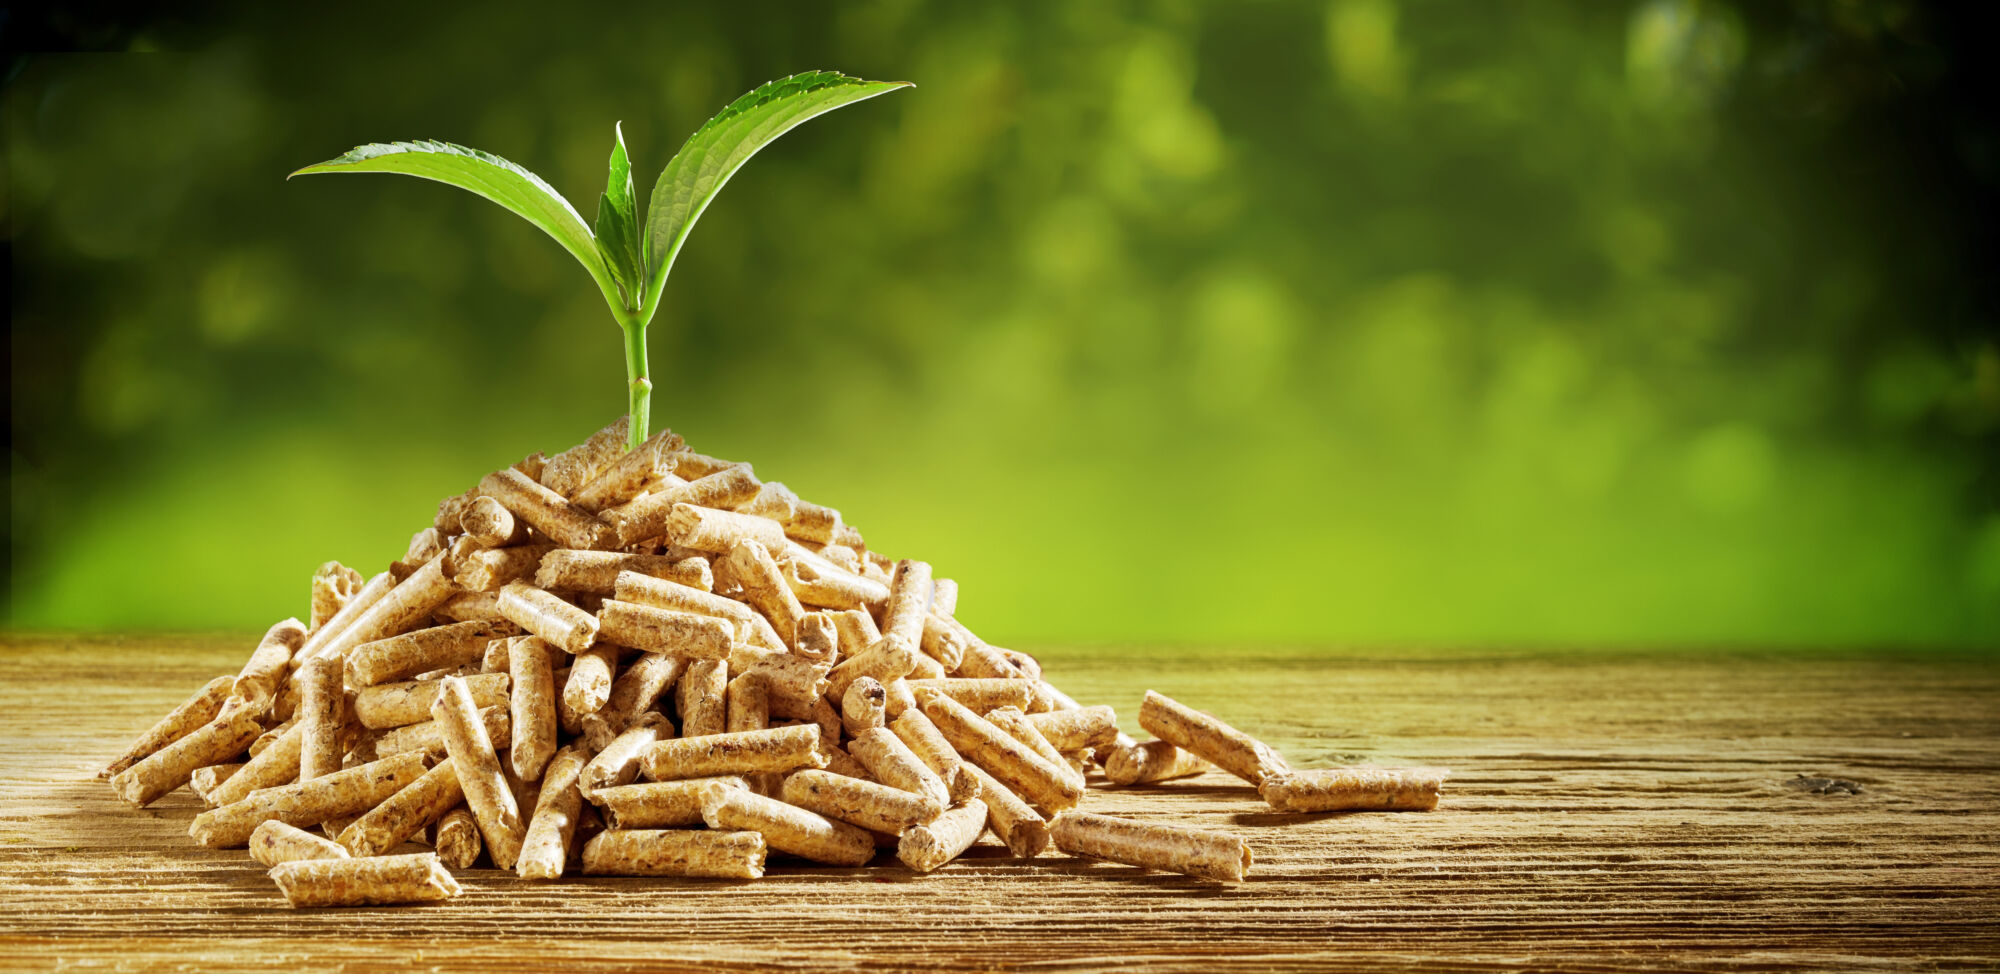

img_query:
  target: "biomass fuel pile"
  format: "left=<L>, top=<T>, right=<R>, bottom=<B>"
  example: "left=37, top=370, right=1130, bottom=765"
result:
left=102, top=419, right=1449, bottom=907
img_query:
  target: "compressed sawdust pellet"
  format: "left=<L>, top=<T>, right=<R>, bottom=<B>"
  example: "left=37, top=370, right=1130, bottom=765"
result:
left=826, top=636, right=918, bottom=700
left=541, top=416, right=629, bottom=498
left=780, top=555, right=888, bottom=613
left=297, top=655, right=344, bottom=783
left=602, top=465, right=763, bottom=547
left=918, top=690, right=1081, bottom=813
left=642, top=725, right=826, bottom=781
left=336, top=760, right=462, bottom=857
left=899, top=678, right=1035, bottom=716
left=897, top=799, right=988, bottom=873
left=308, top=553, right=458, bottom=664
left=205, top=721, right=304, bottom=808
left=110, top=705, right=265, bottom=807
left=570, top=428, right=683, bottom=513
left=984, top=705, right=1085, bottom=792
left=295, top=571, right=393, bottom=665
left=1050, top=810, right=1251, bottom=883
left=564, top=643, right=617, bottom=723
left=879, top=559, right=933, bottom=652
left=497, top=582, right=599, bottom=655
left=190, top=751, right=429, bottom=848
left=189, top=763, right=245, bottom=805
left=536, top=549, right=710, bottom=597
left=598, top=600, right=734, bottom=659
left=431, top=675, right=526, bottom=870
left=666, top=502, right=788, bottom=555
left=782, top=769, right=943, bottom=835
left=1104, top=739, right=1210, bottom=786
left=460, top=495, right=528, bottom=547
left=251, top=820, right=351, bottom=867
left=593, top=777, right=749, bottom=829
left=1139, top=690, right=1290, bottom=787
left=433, top=806, right=482, bottom=870
left=580, top=828, right=766, bottom=879
left=583, top=657, right=683, bottom=753
left=101, top=674, right=234, bottom=779
left=452, top=544, right=552, bottom=592
left=480, top=467, right=615, bottom=551
left=830, top=607, right=883, bottom=659
left=678, top=659, right=728, bottom=738
left=1024, top=705, right=1120, bottom=751
left=849, top=726, right=952, bottom=810
left=580, top=712, right=673, bottom=798
left=700, top=784, right=875, bottom=867
left=374, top=705, right=509, bottom=759
left=722, top=541, right=805, bottom=645
left=310, top=562, right=365, bottom=630
left=517, top=745, right=591, bottom=879
left=1259, top=767, right=1448, bottom=812
left=614, top=571, right=759, bottom=641
left=887, top=711, right=977, bottom=805
left=270, top=851, right=462, bottom=908
left=959, top=763, right=1050, bottom=858
left=509, top=636, right=561, bottom=781
left=840, top=676, right=888, bottom=737
left=352, top=671, right=510, bottom=730
left=347, top=621, right=513, bottom=687
left=232, top=619, right=309, bottom=716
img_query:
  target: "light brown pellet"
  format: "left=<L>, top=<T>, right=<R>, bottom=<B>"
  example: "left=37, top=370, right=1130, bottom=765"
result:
left=232, top=619, right=309, bottom=716
left=1104, top=739, right=1210, bottom=786
left=580, top=828, right=766, bottom=879
left=699, top=785, right=874, bottom=867
left=571, top=428, right=684, bottom=513
left=1258, top=767, right=1448, bottom=812
left=506, top=635, right=560, bottom=781
left=539, top=415, right=630, bottom=497
left=374, top=705, right=510, bottom=759
left=918, top=612, right=970, bottom=672
left=958, top=763, right=1049, bottom=858
left=826, top=636, right=918, bottom=700
left=305, top=554, right=458, bottom=664
left=956, top=640, right=1028, bottom=681
left=517, top=745, right=592, bottom=879
left=337, top=760, right=462, bottom=857
left=563, top=644, right=618, bottom=723
left=882, top=678, right=920, bottom=721
left=433, top=806, right=482, bottom=869
left=779, top=551, right=891, bottom=613
left=583, top=654, right=685, bottom=751
left=722, top=541, right=805, bottom=646
left=496, top=582, right=599, bottom=655
left=431, top=674, right=526, bottom=869
left=677, top=659, right=728, bottom=738
left=109, top=705, right=264, bottom=808
left=100, top=675, right=233, bottom=779
left=189, top=751, right=429, bottom=848
left=1024, top=705, right=1120, bottom=751
left=591, top=776, right=749, bottom=828
left=269, top=852, right=462, bottom=909
left=830, top=607, right=882, bottom=660
left=840, top=676, right=889, bottom=737
left=917, top=690, right=1081, bottom=813
left=310, top=562, right=365, bottom=630
left=787, top=500, right=842, bottom=545
left=352, top=671, right=510, bottom=730
left=1050, top=810, right=1251, bottom=883
left=602, top=465, right=763, bottom=547
left=905, top=652, right=946, bottom=681
left=613, top=571, right=760, bottom=642
left=205, top=721, right=303, bottom=808
left=641, top=725, right=826, bottom=781
left=879, top=559, right=933, bottom=653
left=1139, top=690, right=1289, bottom=787
left=886, top=711, right=976, bottom=805
left=346, top=621, right=512, bottom=687
left=461, top=495, right=528, bottom=546
left=782, top=769, right=943, bottom=835
left=535, top=549, right=709, bottom=597
left=664, top=502, right=788, bottom=555
left=452, top=544, right=553, bottom=592
left=729, top=645, right=830, bottom=717
left=579, top=712, right=673, bottom=797
left=436, top=589, right=508, bottom=625
left=189, top=763, right=245, bottom=805
left=793, top=612, right=838, bottom=664
left=250, top=819, right=351, bottom=867
left=480, top=466, right=615, bottom=551
left=598, top=599, right=734, bottom=660
left=929, top=578, right=959, bottom=617
left=897, top=799, right=988, bottom=873
left=902, top=678, right=1035, bottom=717
left=296, top=655, right=344, bottom=783
left=984, top=706, right=1085, bottom=792
left=295, top=571, right=395, bottom=664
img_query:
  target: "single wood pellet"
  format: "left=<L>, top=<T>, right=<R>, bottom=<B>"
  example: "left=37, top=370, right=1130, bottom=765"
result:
left=250, top=820, right=351, bottom=867
left=1259, top=767, right=1448, bottom=812
left=1050, top=810, right=1251, bottom=883
left=580, top=828, right=766, bottom=879
left=269, top=851, right=463, bottom=908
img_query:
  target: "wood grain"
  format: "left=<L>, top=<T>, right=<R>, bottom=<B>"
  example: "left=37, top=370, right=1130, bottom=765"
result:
left=2, top=634, right=1996, bottom=971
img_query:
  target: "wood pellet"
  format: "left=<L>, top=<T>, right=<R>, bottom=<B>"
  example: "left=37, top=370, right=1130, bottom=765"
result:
left=101, top=419, right=1444, bottom=907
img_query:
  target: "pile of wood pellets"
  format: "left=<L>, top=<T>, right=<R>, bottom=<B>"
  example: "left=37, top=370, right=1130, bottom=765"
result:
left=101, top=418, right=1447, bottom=907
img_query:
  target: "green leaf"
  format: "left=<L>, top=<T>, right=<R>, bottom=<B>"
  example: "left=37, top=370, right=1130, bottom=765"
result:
left=594, top=122, right=643, bottom=308
left=640, top=71, right=911, bottom=315
left=290, top=140, right=617, bottom=305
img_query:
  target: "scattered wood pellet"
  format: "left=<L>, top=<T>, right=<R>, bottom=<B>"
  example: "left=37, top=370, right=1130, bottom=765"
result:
left=102, top=419, right=1448, bottom=907
left=270, top=851, right=463, bottom=908
left=1259, top=767, right=1448, bottom=812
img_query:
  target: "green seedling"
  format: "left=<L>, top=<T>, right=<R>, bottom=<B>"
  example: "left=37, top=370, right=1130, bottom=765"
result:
left=292, top=71, right=911, bottom=450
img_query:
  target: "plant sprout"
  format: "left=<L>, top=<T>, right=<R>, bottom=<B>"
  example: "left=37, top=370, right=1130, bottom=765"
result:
left=291, top=71, right=911, bottom=450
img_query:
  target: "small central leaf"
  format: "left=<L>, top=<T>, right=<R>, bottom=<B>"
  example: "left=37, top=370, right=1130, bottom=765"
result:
left=594, top=122, right=643, bottom=308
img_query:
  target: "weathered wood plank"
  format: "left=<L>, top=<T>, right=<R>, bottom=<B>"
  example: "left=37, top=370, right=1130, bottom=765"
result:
left=1, top=635, right=1995, bottom=971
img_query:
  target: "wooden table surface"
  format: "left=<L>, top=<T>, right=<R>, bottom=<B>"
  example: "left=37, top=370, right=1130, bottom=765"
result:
left=1, top=634, right=1995, bottom=972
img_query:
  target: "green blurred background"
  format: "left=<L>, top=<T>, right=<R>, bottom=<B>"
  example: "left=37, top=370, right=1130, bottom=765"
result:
left=7, top=0, right=1998, bottom=647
